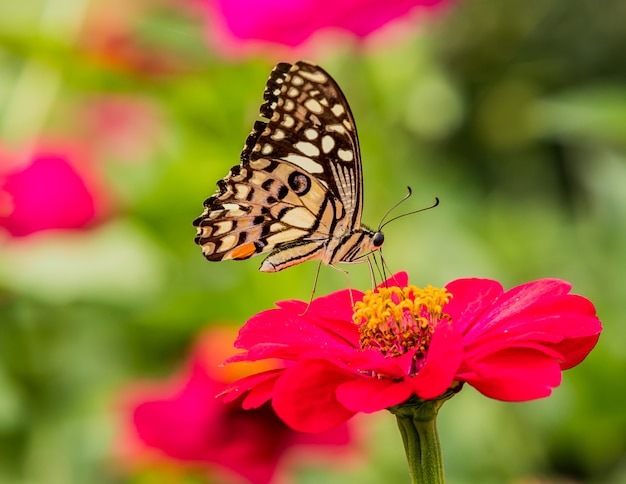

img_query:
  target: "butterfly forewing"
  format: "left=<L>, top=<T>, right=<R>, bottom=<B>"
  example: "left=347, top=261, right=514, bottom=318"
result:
left=193, top=60, right=381, bottom=272
left=246, top=61, right=363, bottom=226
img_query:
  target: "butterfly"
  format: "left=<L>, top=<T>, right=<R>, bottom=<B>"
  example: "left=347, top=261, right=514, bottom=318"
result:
left=193, top=60, right=385, bottom=273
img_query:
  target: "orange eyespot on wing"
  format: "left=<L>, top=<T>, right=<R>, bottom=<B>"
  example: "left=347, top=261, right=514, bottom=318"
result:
left=231, top=242, right=257, bottom=260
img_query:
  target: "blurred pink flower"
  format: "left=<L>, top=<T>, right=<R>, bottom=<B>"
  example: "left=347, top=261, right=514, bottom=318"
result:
left=76, top=96, right=162, bottom=161
left=118, top=328, right=354, bottom=484
left=198, top=0, right=449, bottom=55
left=0, top=143, right=110, bottom=237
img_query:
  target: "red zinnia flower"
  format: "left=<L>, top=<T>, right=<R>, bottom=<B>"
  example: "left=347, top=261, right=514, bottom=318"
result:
left=221, top=273, right=602, bottom=433
left=118, top=328, right=354, bottom=484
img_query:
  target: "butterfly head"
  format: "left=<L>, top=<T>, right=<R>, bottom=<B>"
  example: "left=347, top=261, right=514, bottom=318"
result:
left=372, top=231, right=385, bottom=249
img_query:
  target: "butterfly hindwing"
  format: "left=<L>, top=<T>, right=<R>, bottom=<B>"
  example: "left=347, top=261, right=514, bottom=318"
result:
left=194, top=155, right=341, bottom=262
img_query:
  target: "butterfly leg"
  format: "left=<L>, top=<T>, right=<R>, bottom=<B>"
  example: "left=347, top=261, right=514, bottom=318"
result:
left=329, top=263, right=354, bottom=308
left=378, top=251, right=401, bottom=287
left=299, top=259, right=325, bottom=316
left=366, top=256, right=378, bottom=289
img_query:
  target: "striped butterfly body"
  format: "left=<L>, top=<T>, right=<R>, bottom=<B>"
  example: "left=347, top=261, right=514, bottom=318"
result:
left=193, top=60, right=384, bottom=272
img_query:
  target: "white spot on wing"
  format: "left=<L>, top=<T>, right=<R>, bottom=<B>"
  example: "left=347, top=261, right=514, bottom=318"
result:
left=221, top=203, right=246, bottom=218
left=261, top=144, right=273, bottom=155
left=235, top=184, right=251, bottom=200
left=281, top=207, right=317, bottom=228
left=219, top=234, right=238, bottom=252
left=282, top=115, right=295, bottom=128
left=269, top=222, right=286, bottom=232
left=267, top=227, right=309, bottom=244
left=299, top=70, right=328, bottom=83
left=327, top=124, right=347, bottom=135
left=271, top=129, right=286, bottom=141
left=304, top=128, right=319, bottom=140
left=201, top=242, right=216, bottom=255
left=284, top=154, right=324, bottom=173
left=321, top=135, right=335, bottom=153
left=304, top=98, right=323, bottom=114
left=338, top=149, right=354, bottom=162
left=250, top=158, right=271, bottom=169
left=222, top=203, right=242, bottom=211
left=213, top=220, right=233, bottom=235
left=331, top=104, right=345, bottom=117
left=295, top=141, right=320, bottom=157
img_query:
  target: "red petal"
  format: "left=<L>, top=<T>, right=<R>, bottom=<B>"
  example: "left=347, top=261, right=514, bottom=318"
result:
left=554, top=333, right=600, bottom=369
left=236, top=308, right=338, bottom=348
left=459, top=347, right=562, bottom=401
left=463, top=279, right=572, bottom=339
left=346, top=348, right=409, bottom=378
left=235, top=306, right=359, bottom=355
left=220, top=369, right=282, bottom=404
left=444, top=278, right=504, bottom=334
left=242, top=374, right=281, bottom=409
left=378, top=272, right=409, bottom=289
left=410, top=321, right=464, bottom=399
left=464, top=313, right=600, bottom=369
left=336, top=378, right=413, bottom=412
left=447, top=278, right=602, bottom=390
left=301, top=287, right=362, bottom=322
left=272, top=360, right=356, bottom=433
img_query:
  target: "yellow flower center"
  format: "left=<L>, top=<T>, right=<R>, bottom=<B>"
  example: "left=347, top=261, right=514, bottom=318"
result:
left=353, top=285, right=452, bottom=362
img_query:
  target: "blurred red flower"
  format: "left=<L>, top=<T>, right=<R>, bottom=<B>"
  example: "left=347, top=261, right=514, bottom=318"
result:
left=0, top=143, right=110, bottom=237
left=119, top=328, right=354, bottom=484
left=221, top=273, right=602, bottom=433
left=198, top=0, right=449, bottom=54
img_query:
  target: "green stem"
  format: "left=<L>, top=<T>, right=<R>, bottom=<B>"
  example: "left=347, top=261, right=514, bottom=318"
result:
left=389, top=392, right=456, bottom=484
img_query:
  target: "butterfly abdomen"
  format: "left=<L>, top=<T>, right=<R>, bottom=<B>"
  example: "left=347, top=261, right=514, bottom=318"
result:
left=258, top=226, right=384, bottom=272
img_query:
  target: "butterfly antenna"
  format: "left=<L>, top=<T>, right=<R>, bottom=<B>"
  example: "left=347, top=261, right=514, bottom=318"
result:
left=377, top=187, right=414, bottom=231
left=378, top=190, right=440, bottom=232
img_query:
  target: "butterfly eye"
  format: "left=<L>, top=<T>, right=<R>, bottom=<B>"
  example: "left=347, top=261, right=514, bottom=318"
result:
left=372, top=232, right=385, bottom=248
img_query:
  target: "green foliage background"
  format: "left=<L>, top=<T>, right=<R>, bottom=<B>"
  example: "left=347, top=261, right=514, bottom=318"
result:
left=1, top=0, right=624, bottom=482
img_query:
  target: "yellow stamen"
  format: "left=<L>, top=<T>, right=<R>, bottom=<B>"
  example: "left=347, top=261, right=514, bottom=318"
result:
left=353, top=285, right=452, bottom=360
